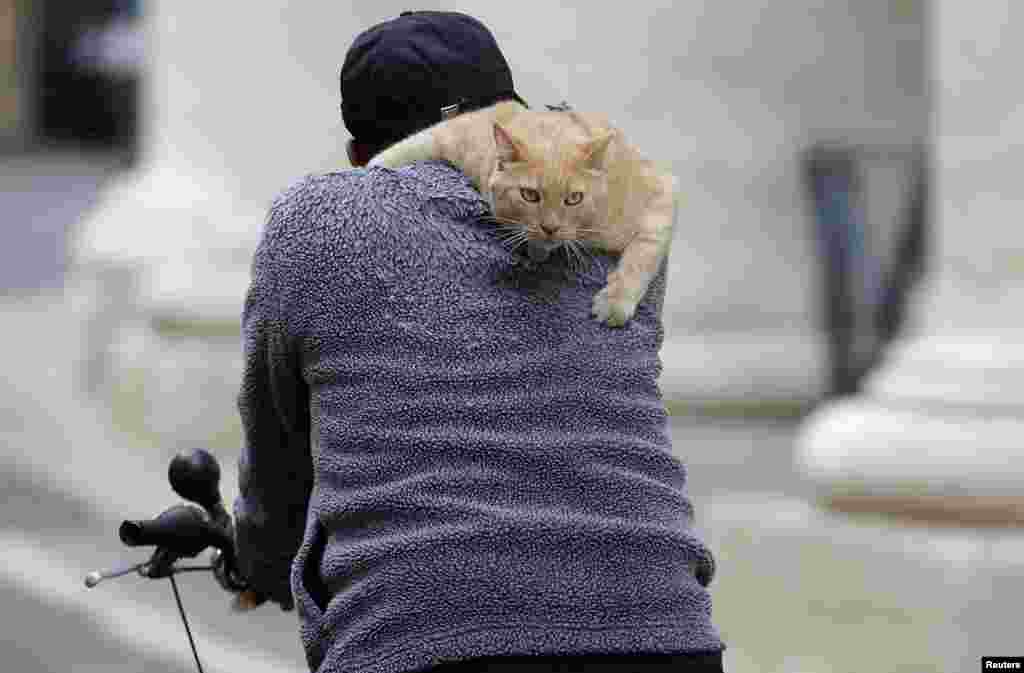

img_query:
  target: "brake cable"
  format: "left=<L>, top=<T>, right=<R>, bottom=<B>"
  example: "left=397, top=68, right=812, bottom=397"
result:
left=169, top=572, right=206, bottom=673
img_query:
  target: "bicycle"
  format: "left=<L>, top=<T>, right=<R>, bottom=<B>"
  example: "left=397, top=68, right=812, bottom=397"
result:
left=84, top=448, right=251, bottom=673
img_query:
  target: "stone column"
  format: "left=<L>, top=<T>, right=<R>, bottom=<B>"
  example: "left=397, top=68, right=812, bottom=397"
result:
left=796, top=1, right=1024, bottom=523
left=66, top=1, right=414, bottom=444
left=70, top=2, right=380, bottom=328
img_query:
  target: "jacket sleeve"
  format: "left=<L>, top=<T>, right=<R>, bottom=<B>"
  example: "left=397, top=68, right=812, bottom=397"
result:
left=232, top=207, right=313, bottom=610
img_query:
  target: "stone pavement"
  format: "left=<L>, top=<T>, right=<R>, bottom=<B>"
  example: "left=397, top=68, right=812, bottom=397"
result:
left=4, top=153, right=1021, bottom=673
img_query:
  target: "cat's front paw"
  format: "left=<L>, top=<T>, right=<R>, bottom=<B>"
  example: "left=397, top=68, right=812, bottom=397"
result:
left=591, top=286, right=636, bottom=328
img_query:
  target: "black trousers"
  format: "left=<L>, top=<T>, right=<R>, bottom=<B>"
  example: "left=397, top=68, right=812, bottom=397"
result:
left=427, top=650, right=724, bottom=672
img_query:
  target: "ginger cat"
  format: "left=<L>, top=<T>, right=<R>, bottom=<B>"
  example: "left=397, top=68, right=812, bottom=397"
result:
left=368, top=100, right=677, bottom=327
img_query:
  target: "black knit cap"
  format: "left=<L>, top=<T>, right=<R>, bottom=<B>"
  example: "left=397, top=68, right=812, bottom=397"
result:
left=340, top=11, right=527, bottom=152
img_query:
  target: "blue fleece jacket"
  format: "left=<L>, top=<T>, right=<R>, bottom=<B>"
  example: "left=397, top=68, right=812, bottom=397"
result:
left=233, top=161, right=725, bottom=673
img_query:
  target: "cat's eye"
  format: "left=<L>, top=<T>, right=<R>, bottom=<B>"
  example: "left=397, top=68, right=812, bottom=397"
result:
left=564, top=191, right=584, bottom=206
left=520, top=188, right=541, bottom=203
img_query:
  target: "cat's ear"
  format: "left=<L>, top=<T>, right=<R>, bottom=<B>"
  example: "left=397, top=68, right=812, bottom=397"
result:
left=579, top=130, right=615, bottom=169
left=493, top=123, right=525, bottom=167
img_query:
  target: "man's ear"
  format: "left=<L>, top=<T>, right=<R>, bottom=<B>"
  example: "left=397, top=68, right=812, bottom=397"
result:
left=347, top=139, right=373, bottom=167
left=579, top=130, right=615, bottom=169
left=493, top=123, right=525, bottom=167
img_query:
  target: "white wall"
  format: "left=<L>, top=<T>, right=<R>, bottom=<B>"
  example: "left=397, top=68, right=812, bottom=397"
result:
left=143, top=1, right=925, bottom=329
left=77, top=1, right=927, bottom=400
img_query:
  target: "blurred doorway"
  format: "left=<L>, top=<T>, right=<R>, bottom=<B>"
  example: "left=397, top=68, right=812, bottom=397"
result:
left=36, top=0, right=141, bottom=163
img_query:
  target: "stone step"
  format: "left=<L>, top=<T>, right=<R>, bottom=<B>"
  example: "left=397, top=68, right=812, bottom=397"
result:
left=696, top=492, right=1024, bottom=673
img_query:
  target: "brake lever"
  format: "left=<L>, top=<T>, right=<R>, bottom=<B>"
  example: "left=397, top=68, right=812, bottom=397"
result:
left=84, top=559, right=149, bottom=588
left=210, top=548, right=249, bottom=592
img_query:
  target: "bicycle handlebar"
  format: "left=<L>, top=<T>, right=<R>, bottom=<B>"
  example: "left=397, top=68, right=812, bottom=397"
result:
left=85, top=448, right=258, bottom=673
left=84, top=448, right=248, bottom=592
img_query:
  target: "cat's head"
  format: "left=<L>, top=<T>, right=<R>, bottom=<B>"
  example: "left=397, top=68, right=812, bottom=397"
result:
left=485, top=114, right=615, bottom=262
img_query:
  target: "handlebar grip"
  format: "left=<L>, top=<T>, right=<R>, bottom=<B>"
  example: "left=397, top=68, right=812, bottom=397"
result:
left=120, top=504, right=234, bottom=558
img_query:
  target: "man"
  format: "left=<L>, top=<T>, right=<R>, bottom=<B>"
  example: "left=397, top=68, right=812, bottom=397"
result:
left=231, top=10, right=726, bottom=672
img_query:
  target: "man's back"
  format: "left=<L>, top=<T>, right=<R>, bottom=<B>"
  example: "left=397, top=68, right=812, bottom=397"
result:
left=237, top=161, right=724, bottom=673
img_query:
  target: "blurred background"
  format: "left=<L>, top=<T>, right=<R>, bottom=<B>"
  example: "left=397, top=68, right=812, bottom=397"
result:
left=2, top=1, right=1022, bottom=672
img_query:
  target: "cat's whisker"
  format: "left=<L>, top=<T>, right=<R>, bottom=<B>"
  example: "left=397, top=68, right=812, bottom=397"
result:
left=497, top=230, right=528, bottom=242
left=559, top=241, right=574, bottom=272
left=496, top=232, right=529, bottom=247
left=568, top=241, right=590, bottom=273
left=561, top=242, right=576, bottom=272
left=567, top=244, right=582, bottom=274
left=487, top=224, right=523, bottom=235
left=572, top=239, right=595, bottom=262
left=487, top=223, right=524, bottom=232
left=576, top=242, right=590, bottom=270
left=491, top=221, right=524, bottom=232
left=480, top=215, right=527, bottom=229
left=484, top=218, right=533, bottom=246
left=497, top=231, right=530, bottom=252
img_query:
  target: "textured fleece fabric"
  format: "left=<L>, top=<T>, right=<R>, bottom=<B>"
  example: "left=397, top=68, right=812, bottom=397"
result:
left=233, top=161, right=725, bottom=673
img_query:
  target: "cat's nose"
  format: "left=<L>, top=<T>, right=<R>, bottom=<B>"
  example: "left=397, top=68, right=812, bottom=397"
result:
left=539, top=222, right=558, bottom=236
